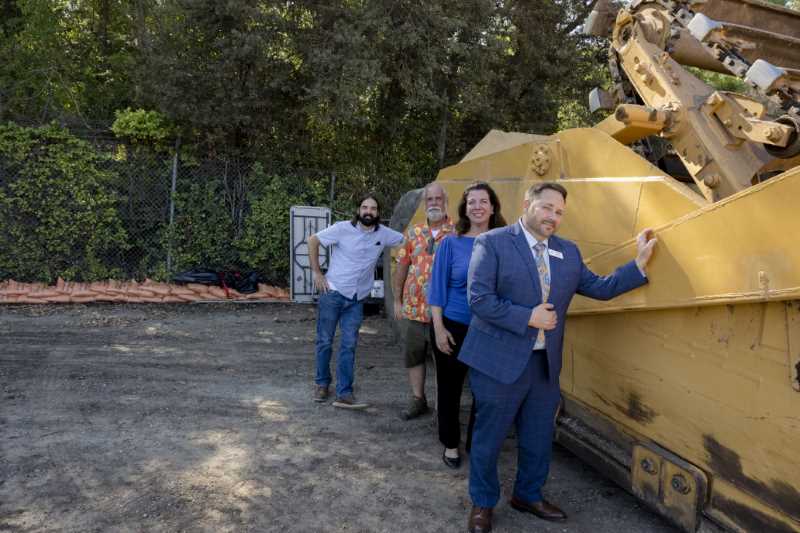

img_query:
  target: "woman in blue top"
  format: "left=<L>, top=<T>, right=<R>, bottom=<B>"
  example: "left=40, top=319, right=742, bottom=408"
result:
left=428, top=181, right=507, bottom=469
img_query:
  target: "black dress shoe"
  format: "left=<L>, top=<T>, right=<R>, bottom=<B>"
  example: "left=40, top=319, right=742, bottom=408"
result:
left=442, top=449, right=461, bottom=469
left=468, top=506, right=492, bottom=533
left=509, top=496, right=567, bottom=522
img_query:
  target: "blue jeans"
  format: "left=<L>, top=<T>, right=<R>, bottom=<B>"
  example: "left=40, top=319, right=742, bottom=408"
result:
left=314, top=290, right=364, bottom=397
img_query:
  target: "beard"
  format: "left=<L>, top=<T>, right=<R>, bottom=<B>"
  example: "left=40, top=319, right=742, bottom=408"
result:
left=533, top=219, right=556, bottom=236
left=426, top=207, right=444, bottom=223
left=358, top=214, right=378, bottom=226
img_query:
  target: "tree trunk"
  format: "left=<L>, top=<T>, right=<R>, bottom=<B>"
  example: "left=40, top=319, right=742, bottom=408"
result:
left=97, top=0, right=111, bottom=57
left=436, top=93, right=450, bottom=169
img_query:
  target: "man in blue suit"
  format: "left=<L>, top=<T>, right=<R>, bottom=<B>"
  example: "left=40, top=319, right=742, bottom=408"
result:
left=460, top=182, right=657, bottom=533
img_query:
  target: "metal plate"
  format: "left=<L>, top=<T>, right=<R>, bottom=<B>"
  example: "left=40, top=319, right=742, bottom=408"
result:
left=290, top=206, right=330, bottom=303
left=631, top=443, right=708, bottom=532
left=787, top=301, right=800, bottom=392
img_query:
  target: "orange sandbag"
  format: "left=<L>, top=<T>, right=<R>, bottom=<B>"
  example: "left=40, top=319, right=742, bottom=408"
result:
left=46, top=295, right=72, bottom=303
left=141, top=279, right=170, bottom=294
left=16, top=296, right=47, bottom=304
left=89, top=281, right=110, bottom=292
left=186, top=283, right=210, bottom=293
left=71, top=290, right=96, bottom=297
left=256, top=283, right=277, bottom=297
left=125, top=289, right=155, bottom=298
left=2, top=280, right=29, bottom=296
left=160, top=295, right=185, bottom=303
left=206, top=286, right=228, bottom=299
left=138, top=296, right=164, bottom=303
left=244, top=292, right=271, bottom=300
left=71, top=282, right=96, bottom=297
left=29, top=290, right=61, bottom=299
left=105, top=282, right=128, bottom=294
left=226, top=289, right=244, bottom=299
left=148, top=284, right=171, bottom=295
left=0, top=288, right=27, bottom=296
left=168, top=285, right=195, bottom=296
left=69, top=295, right=97, bottom=303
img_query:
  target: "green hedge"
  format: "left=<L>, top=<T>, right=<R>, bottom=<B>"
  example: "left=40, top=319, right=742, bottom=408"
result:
left=0, top=123, right=329, bottom=285
left=0, top=123, right=129, bottom=282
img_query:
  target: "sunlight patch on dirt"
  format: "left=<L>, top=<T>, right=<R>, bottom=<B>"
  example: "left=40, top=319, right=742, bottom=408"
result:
left=243, top=397, right=289, bottom=422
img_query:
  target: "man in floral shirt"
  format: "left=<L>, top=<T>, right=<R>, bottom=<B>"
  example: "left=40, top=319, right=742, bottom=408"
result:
left=393, top=182, right=454, bottom=420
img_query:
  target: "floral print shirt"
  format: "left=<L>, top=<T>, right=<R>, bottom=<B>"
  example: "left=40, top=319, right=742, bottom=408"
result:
left=396, top=219, right=454, bottom=322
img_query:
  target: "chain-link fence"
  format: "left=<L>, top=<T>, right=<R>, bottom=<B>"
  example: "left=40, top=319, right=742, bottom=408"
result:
left=0, top=119, right=429, bottom=287
left=0, top=145, right=334, bottom=285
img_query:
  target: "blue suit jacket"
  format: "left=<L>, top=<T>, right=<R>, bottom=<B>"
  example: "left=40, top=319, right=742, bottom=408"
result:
left=458, top=223, right=647, bottom=384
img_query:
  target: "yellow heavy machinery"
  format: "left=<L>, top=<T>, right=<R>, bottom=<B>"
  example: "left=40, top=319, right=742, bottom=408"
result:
left=390, top=0, right=800, bottom=531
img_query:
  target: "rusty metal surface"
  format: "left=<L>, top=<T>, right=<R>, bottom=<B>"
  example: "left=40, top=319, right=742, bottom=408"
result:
left=629, top=443, right=708, bottom=533
left=696, top=0, right=800, bottom=41
left=786, top=301, right=800, bottom=391
left=709, top=23, right=800, bottom=71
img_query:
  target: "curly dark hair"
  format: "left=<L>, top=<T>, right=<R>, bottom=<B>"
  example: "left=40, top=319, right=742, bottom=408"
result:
left=455, top=181, right=507, bottom=235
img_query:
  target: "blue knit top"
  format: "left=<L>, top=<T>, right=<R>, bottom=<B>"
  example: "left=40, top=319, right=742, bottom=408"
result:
left=427, top=235, right=475, bottom=325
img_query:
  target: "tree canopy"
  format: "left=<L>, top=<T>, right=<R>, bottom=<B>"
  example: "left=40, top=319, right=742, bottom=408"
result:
left=1, top=0, right=603, bottom=194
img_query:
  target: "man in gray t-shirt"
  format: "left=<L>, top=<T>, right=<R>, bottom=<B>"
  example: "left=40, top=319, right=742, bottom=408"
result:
left=308, top=194, right=403, bottom=409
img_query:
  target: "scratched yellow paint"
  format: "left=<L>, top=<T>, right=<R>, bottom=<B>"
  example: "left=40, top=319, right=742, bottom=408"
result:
left=414, top=127, right=800, bottom=530
left=570, top=164, right=800, bottom=313
left=562, top=302, right=800, bottom=529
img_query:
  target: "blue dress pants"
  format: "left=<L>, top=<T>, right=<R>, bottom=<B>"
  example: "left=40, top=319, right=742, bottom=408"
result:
left=468, top=350, right=560, bottom=507
left=314, top=290, right=364, bottom=397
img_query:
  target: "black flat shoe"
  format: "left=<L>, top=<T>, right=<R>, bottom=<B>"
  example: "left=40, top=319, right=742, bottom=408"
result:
left=442, top=449, right=461, bottom=469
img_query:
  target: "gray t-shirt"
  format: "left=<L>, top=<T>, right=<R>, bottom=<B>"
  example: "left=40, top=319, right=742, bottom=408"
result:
left=316, top=221, right=403, bottom=300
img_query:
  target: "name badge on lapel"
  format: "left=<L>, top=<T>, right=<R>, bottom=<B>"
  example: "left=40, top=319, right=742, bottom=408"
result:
left=548, top=249, right=564, bottom=260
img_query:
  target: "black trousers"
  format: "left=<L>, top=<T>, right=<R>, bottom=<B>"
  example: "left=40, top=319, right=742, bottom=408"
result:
left=431, top=316, right=471, bottom=449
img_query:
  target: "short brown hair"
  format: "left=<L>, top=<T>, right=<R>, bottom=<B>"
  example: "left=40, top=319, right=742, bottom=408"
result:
left=526, top=182, right=567, bottom=202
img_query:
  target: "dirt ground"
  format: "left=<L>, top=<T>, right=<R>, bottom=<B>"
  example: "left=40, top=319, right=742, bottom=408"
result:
left=1, top=302, right=689, bottom=532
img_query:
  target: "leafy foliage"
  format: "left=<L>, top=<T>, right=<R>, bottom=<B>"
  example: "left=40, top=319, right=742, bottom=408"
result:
left=0, top=122, right=128, bottom=282
left=0, top=0, right=135, bottom=124
left=111, top=108, right=175, bottom=151
left=165, top=178, right=239, bottom=274
left=686, top=67, right=749, bottom=93
left=236, top=165, right=324, bottom=284
left=0, top=0, right=616, bottom=284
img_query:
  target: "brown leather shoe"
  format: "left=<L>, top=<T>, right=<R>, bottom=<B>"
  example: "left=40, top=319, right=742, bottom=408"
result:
left=509, top=497, right=567, bottom=522
left=467, top=506, right=493, bottom=533
left=313, top=385, right=329, bottom=403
